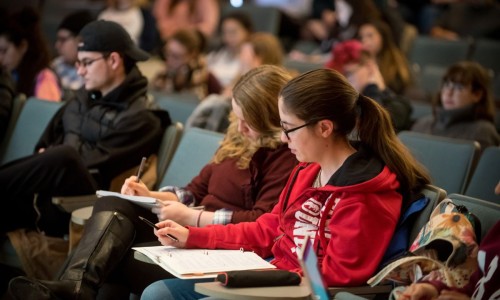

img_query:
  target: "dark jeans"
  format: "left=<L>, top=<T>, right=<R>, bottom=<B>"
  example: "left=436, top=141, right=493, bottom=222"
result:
left=0, top=145, right=97, bottom=236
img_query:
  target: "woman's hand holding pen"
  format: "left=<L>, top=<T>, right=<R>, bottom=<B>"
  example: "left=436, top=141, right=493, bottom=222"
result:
left=121, top=176, right=152, bottom=197
left=152, top=201, right=197, bottom=226
left=155, top=220, right=189, bottom=247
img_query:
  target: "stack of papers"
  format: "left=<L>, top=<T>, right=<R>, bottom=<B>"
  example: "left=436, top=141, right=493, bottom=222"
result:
left=96, top=190, right=157, bottom=209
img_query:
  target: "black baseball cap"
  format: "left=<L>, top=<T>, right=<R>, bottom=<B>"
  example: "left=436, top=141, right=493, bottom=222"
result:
left=78, top=20, right=149, bottom=62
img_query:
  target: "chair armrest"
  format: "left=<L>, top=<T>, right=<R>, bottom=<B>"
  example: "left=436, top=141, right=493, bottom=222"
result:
left=52, top=194, right=98, bottom=213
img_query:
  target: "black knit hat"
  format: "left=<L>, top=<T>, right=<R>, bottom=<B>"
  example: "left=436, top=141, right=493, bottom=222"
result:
left=58, top=10, right=95, bottom=36
left=78, top=20, right=149, bottom=62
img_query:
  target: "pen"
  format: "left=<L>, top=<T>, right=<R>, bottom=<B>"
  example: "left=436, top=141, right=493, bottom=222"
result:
left=138, top=216, right=179, bottom=242
left=135, top=157, right=147, bottom=182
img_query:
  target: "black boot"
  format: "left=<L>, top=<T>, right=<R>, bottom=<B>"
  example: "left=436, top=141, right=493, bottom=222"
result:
left=8, top=211, right=135, bottom=300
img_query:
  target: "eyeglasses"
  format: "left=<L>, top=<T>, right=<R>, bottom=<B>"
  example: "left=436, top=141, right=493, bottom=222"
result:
left=75, top=55, right=108, bottom=69
left=280, top=120, right=317, bottom=140
left=442, top=80, right=465, bottom=92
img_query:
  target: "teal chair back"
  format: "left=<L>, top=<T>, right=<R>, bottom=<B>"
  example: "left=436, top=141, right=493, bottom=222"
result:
left=152, top=91, right=200, bottom=124
left=222, top=4, right=281, bottom=35
left=465, top=146, right=500, bottom=203
left=398, top=131, right=480, bottom=194
left=157, top=127, right=224, bottom=188
left=155, top=122, right=184, bottom=189
left=448, top=193, right=500, bottom=242
left=0, top=98, right=64, bottom=165
left=409, top=184, right=447, bottom=243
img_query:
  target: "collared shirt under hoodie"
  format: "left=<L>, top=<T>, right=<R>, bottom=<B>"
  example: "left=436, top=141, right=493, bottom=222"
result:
left=185, top=143, right=403, bottom=286
left=36, top=66, right=169, bottom=187
left=412, top=104, right=500, bottom=149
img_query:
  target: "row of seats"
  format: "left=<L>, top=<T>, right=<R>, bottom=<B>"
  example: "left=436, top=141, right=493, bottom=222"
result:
left=398, top=131, right=500, bottom=202
left=408, top=36, right=500, bottom=100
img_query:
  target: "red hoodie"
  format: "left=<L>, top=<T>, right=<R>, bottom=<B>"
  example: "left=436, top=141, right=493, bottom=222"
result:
left=186, top=145, right=402, bottom=286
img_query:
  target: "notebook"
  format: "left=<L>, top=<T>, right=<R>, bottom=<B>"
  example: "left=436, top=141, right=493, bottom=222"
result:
left=297, top=235, right=331, bottom=300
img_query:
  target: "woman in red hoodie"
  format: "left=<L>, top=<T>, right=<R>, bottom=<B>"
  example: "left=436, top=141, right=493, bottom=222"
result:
left=141, top=68, right=431, bottom=299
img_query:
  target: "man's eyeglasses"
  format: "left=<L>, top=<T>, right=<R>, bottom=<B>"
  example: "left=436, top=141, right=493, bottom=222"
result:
left=75, top=55, right=108, bottom=69
left=280, top=120, right=317, bottom=140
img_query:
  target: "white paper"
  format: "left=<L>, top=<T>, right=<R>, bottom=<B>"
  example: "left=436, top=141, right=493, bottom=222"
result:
left=96, top=190, right=157, bottom=209
left=133, top=246, right=276, bottom=279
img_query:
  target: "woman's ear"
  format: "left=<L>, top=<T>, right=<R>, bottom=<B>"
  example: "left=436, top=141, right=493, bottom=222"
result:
left=318, top=119, right=335, bottom=137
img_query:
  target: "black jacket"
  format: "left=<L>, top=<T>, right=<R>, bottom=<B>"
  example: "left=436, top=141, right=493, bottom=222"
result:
left=36, top=66, right=171, bottom=186
left=0, top=69, right=15, bottom=144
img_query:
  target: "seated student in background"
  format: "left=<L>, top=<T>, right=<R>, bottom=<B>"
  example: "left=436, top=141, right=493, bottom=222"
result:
left=98, top=0, right=159, bottom=53
left=326, top=39, right=412, bottom=132
left=0, top=68, right=15, bottom=144
left=358, top=20, right=413, bottom=96
left=0, top=20, right=168, bottom=238
left=411, top=61, right=499, bottom=149
left=0, top=7, right=61, bottom=101
left=150, top=28, right=222, bottom=100
left=186, top=32, right=287, bottom=133
left=206, top=11, right=253, bottom=90
left=8, top=65, right=297, bottom=299
left=153, top=0, right=220, bottom=41
left=139, top=68, right=431, bottom=299
left=52, top=10, right=95, bottom=101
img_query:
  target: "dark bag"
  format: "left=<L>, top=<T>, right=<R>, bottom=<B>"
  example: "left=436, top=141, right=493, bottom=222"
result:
left=216, top=270, right=301, bottom=288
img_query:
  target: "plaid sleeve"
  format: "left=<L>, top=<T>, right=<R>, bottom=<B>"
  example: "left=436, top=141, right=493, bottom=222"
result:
left=158, top=186, right=195, bottom=206
left=212, top=209, right=233, bottom=225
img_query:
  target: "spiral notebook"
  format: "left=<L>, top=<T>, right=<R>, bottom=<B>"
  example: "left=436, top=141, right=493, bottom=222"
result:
left=133, top=246, right=276, bottom=279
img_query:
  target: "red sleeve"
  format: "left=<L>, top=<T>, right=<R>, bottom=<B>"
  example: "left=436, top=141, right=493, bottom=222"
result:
left=321, top=191, right=402, bottom=286
left=185, top=203, right=283, bottom=258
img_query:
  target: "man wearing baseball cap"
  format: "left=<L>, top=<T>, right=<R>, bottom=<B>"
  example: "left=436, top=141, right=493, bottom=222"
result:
left=0, top=20, right=170, bottom=243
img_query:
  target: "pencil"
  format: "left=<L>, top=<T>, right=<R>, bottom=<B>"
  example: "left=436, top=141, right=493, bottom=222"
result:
left=138, top=216, right=179, bottom=242
left=135, top=157, right=147, bottom=182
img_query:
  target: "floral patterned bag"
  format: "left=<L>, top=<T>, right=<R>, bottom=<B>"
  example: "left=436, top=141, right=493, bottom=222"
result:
left=368, top=199, right=479, bottom=297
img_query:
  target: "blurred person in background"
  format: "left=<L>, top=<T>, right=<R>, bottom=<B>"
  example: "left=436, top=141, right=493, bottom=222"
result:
left=326, top=39, right=412, bottom=132
left=52, top=10, right=95, bottom=100
left=98, top=0, right=159, bottom=52
left=358, top=19, right=413, bottom=95
left=412, top=61, right=499, bottom=148
left=0, top=7, right=61, bottom=101
left=150, top=28, right=222, bottom=100
left=153, top=0, right=219, bottom=41
left=186, top=32, right=287, bottom=133
left=206, top=11, right=253, bottom=90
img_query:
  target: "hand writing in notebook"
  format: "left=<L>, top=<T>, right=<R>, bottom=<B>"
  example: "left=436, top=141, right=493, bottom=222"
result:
left=155, top=219, right=189, bottom=248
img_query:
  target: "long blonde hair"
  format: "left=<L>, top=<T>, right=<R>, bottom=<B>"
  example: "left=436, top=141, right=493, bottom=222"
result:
left=213, top=65, right=293, bottom=168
